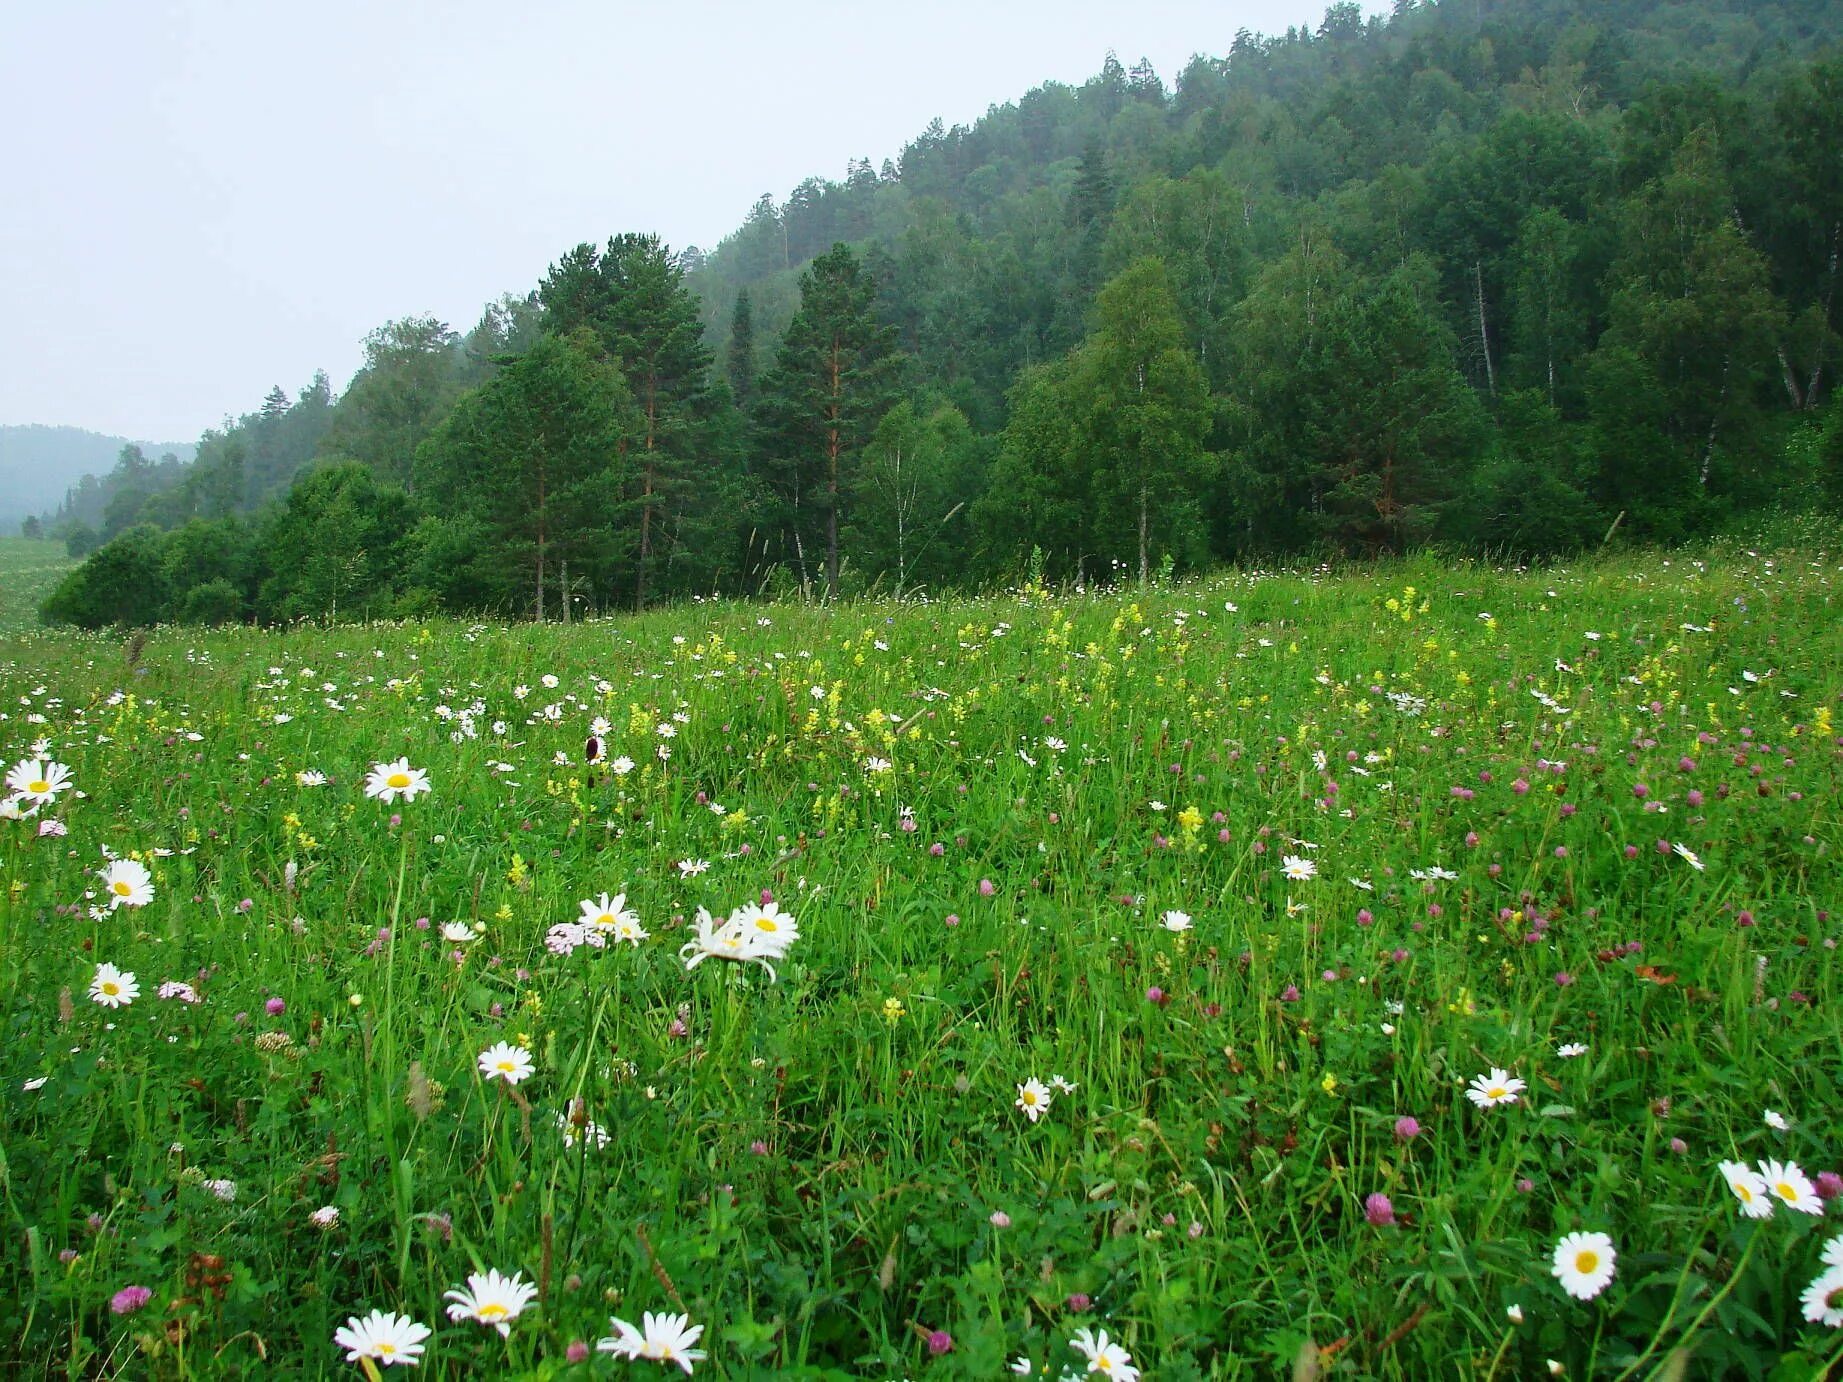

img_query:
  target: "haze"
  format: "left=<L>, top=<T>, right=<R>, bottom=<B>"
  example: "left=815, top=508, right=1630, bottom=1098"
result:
left=1, top=0, right=1382, bottom=442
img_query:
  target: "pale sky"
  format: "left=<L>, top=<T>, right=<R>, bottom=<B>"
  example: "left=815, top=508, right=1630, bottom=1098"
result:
left=1, top=0, right=1382, bottom=442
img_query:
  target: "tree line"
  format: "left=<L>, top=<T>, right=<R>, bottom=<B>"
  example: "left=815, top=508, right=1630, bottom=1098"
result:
left=38, top=0, right=1843, bottom=627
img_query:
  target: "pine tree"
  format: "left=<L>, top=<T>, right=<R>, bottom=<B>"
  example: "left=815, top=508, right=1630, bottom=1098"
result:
left=727, top=289, right=756, bottom=413
left=754, top=244, right=901, bottom=599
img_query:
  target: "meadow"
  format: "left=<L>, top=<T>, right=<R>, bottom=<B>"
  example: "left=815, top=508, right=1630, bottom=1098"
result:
left=0, top=537, right=76, bottom=634
left=2, top=541, right=1841, bottom=1379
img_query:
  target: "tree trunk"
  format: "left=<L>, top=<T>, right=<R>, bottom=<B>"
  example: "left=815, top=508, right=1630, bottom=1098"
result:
left=826, top=336, right=842, bottom=600
left=1778, top=345, right=1806, bottom=411
left=1807, top=221, right=1839, bottom=408
left=535, top=467, right=546, bottom=622
left=635, top=377, right=657, bottom=611
left=560, top=558, right=570, bottom=625
left=1475, top=261, right=1497, bottom=398
left=1137, top=484, right=1149, bottom=586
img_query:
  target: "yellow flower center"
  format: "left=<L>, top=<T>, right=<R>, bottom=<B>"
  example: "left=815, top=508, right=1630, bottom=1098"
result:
left=596, top=914, right=613, bottom=926
left=1487, top=1086, right=1507, bottom=1100
left=101, top=982, right=119, bottom=996
left=28, top=780, right=49, bottom=794
left=1775, top=1182, right=1796, bottom=1201
left=478, top=1304, right=508, bottom=1321
left=1736, top=1183, right=1755, bottom=1203
left=756, top=918, right=778, bottom=931
left=387, top=772, right=411, bottom=789
left=1575, top=1250, right=1599, bottom=1274
left=113, top=881, right=132, bottom=896
left=1098, top=1360, right=1114, bottom=1374
left=1023, top=1091, right=1038, bottom=1105
left=377, top=1343, right=396, bottom=1355
left=497, top=1061, right=517, bottom=1073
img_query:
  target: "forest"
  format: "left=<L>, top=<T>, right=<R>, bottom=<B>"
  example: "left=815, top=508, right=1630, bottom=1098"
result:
left=35, top=0, right=1843, bottom=627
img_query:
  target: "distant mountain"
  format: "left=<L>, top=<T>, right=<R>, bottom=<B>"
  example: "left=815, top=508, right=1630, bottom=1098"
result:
left=0, top=425, right=196, bottom=528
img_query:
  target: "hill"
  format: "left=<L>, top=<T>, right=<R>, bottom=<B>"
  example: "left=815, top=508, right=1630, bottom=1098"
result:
left=0, top=425, right=195, bottom=530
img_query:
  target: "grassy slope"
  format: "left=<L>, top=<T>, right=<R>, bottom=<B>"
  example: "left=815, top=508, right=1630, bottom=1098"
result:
left=0, top=544, right=1839, bottom=1377
left=0, top=536, right=72, bottom=633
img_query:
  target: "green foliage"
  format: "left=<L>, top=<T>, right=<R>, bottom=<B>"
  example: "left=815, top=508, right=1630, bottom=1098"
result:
left=39, top=524, right=170, bottom=629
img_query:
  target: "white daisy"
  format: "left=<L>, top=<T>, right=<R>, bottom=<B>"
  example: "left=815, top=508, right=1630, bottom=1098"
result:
left=1551, top=1230, right=1617, bottom=1301
left=477, top=1042, right=534, bottom=1086
left=1160, top=910, right=1193, bottom=933
left=1466, top=1068, right=1525, bottom=1108
left=363, top=757, right=430, bottom=804
left=597, top=1311, right=706, bottom=1373
left=1800, top=1265, right=1843, bottom=1328
left=89, top=962, right=139, bottom=1009
left=5, top=757, right=73, bottom=804
left=1758, top=1158, right=1822, bottom=1215
left=332, top=1309, right=430, bottom=1366
left=1719, top=1160, right=1774, bottom=1219
left=100, top=858, right=154, bottom=909
left=1069, top=1325, right=1139, bottom=1381
left=1281, top=854, right=1318, bottom=881
left=444, top=1268, right=539, bottom=1337
left=1015, top=1078, right=1053, bottom=1123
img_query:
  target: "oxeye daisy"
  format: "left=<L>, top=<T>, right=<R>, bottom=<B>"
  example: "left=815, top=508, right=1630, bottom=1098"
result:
left=477, top=1042, right=533, bottom=1086
left=1015, top=1078, right=1052, bottom=1123
left=5, top=757, right=73, bottom=804
left=1824, top=1235, right=1843, bottom=1269
left=1069, top=1325, right=1140, bottom=1380
left=1719, top=1160, right=1774, bottom=1218
left=1466, top=1068, right=1525, bottom=1108
left=89, top=962, right=139, bottom=1009
left=1551, top=1230, right=1617, bottom=1301
left=579, top=891, right=642, bottom=937
left=1800, top=1265, right=1843, bottom=1328
left=1758, top=1158, right=1822, bottom=1214
left=597, top=1310, right=707, bottom=1373
left=1281, top=854, right=1317, bottom=881
left=1160, top=910, right=1193, bottom=933
left=332, top=1309, right=430, bottom=1366
left=99, top=858, right=154, bottom=909
left=364, top=757, right=430, bottom=804
left=444, top=1268, right=539, bottom=1337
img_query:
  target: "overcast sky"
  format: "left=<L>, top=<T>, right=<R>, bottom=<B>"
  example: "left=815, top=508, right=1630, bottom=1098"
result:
left=2, top=0, right=1382, bottom=442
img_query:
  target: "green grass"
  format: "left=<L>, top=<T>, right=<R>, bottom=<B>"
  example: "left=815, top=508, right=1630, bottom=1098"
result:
left=1, top=545, right=1841, bottom=1378
left=0, top=537, right=73, bottom=633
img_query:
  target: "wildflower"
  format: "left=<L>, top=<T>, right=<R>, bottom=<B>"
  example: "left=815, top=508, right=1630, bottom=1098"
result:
left=1671, top=841, right=1705, bottom=871
left=310, top=1205, right=340, bottom=1229
left=1801, top=1265, right=1843, bottom=1327
left=990, top=1211, right=1012, bottom=1228
left=1759, top=1158, right=1822, bottom=1214
left=677, top=858, right=710, bottom=877
left=110, top=1285, right=152, bottom=1315
left=100, top=858, right=154, bottom=909
left=1281, top=854, right=1317, bottom=881
left=1466, top=1068, right=1525, bottom=1108
left=881, top=996, right=905, bottom=1025
left=1010, top=1357, right=1037, bottom=1375
left=477, top=1042, right=534, bottom=1086
left=1365, top=1192, right=1396, bottom=1226
left=1069, top=1325, right=1139, bottom=1381
left=1394, top=1116, right=1421, bottom=1141
left=363, top=757, right=430, bottom=804
left=1556, top=1043, right=1588, bottom=1059
left=89, top=963, right=139, bottom=1009
left=5, top=758, right=72, bottom=804
left=1015, top=1078, right=1052, bottom=1123
left=679, top=903, right=797, bottom=982
left=580, top=892, right=646, bottom=943
left=1720, top=1160, right=1774, bottom=1218
left=440, top=922, right=478, bottom=944
left=1506, top=1304, right=1524, bottom=1324
left=333, top=1309, right=431, bottom=1367
left=1824, top=1235, right=1843, bottom=1268
left=1765, top=1109, right=1789, bottom=1131
left=203, top=1178, right=237, bottom=1202
left=444, top=1269, right=539, bottom=1337
left=296, top=769, right=327, bottom=786
left=1551, top=1231, right=1617, bottom=1301
left=1049, top=1075, right=1078, bottom=1094
left=597, top=1311, right=706, bottom=1373
left=927, top=1330, right=953, bottom=1355
left=1160, top=910, right=1193, bottom=933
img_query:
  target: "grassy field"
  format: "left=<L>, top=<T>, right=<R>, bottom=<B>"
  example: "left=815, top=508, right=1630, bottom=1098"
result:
left=1, top=542, right=1841, bottom=1378
left=0, top=536, right=74, bottom=634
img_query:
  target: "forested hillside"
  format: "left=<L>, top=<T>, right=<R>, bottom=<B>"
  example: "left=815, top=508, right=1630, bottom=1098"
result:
left=39, top=0, right=1843, bottom=627
left=1, top=427, right=193, bottom=532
